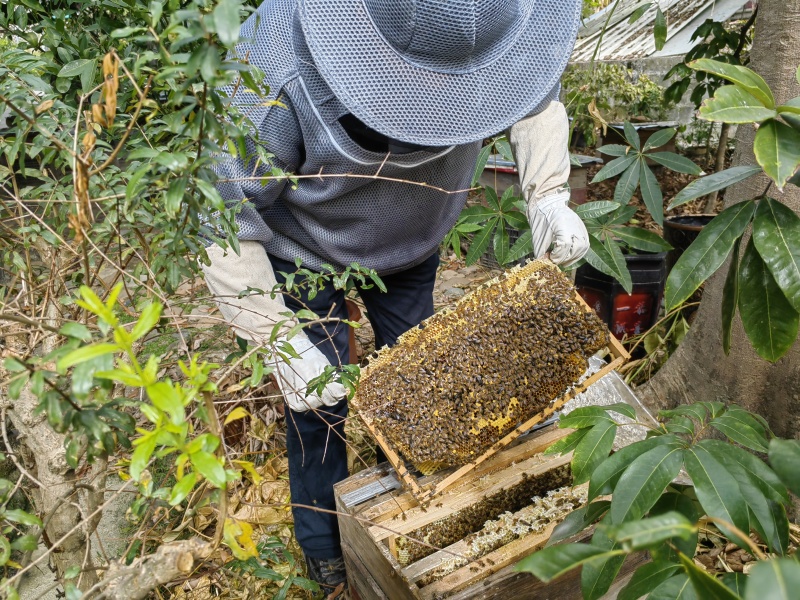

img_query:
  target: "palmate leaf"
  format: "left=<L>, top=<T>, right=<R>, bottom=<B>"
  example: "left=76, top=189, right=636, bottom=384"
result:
left=744, top=558, right=800, bottom=600
left=592, top=154, right=638, bottom=183
left=613, top=225, right=672, bottom=252
left=643, top=128, right=676, bottom=152
left=690, top=59, right=775, bottom=108
left=471, top=143, right=492, bottom=186
left=699, top=86, right=777, bottom=123
left=646, top=152, right=703, bottom=175
left=464, top=217, right=497, bottom=265
left=585, top=235, right=632, bottom=293
left=575, top=201, right=622, bottom=219
left=614, top=158, right=641, bottom=205
left=754, top=120, right=800, bottom=190
left=668, top=165, right=762, bottom=210
left=507, top=228, right=533, bottom=263
left=639, top=164, right=664, bottom=225
left=721, top=238, right=742, bottom=355
left=753, top=197, right=800, bottom=312
left=665, top=200, right=756, bottom=310
left=605, top=237, right=633, bottom=293
left=493, top=220, right=510, bottom=266
left=738, top=238, right=800, bottom=362
left=684, top=446, right=750, bottom=548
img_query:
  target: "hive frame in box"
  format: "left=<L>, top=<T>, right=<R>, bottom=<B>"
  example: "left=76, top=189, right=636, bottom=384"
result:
left=354, top=291, right=630, bottom=505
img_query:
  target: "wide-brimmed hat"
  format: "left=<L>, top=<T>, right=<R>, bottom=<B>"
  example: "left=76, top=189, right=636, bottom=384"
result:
left=297, top=0, right=581, bottom=146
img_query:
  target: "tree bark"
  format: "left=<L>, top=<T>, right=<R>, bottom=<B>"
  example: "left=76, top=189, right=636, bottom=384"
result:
left=639, top=0, right=800, bottom=439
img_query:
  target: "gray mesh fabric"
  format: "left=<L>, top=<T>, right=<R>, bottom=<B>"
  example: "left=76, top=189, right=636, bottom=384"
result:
left=213, top=0, right=482, bottom=274
left=299, top=0, right=581, bottom=145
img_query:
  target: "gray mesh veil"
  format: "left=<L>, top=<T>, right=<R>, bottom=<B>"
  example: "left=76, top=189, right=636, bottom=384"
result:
left=298, top=0, right=582, bottom=145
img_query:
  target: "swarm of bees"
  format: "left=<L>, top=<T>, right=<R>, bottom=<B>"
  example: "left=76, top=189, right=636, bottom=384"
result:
left=354, top=260, right=608, bottom=472
left=395, top=465, right=572, bottom=566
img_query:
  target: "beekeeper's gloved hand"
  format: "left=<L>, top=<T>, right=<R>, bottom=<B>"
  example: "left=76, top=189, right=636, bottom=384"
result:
left=509, top=100, right=589, bottom=266
left=201, top=240, right=345, bottom=412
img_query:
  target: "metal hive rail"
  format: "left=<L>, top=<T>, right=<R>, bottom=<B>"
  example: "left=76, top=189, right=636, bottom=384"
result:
left=353, top=259, right=611, bottom=477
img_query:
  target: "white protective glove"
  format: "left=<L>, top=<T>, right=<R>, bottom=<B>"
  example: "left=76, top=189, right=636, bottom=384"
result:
left=202, top=241, right=345, bottom=412
left=509, top=100, right=589, bottom=266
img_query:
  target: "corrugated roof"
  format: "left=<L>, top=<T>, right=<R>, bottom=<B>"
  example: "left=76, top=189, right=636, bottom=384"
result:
left=571, top=0, right=752, bottom=62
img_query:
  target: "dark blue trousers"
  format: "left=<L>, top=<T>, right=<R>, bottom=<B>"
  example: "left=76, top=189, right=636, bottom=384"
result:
left=269, top=253, right=439, bottom=559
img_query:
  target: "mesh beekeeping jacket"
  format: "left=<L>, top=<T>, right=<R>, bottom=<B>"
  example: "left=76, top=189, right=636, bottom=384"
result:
left=353, top=260, right=609, bottom=471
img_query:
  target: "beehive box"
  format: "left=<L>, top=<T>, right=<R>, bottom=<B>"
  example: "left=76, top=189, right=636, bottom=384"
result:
left=335, top=425, right=645, bottom=600
left=352, top=259, right=629, bottom=503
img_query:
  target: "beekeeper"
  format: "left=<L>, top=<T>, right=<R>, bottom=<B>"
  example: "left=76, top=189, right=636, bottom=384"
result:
left=202, top=0, right=587, bottom=590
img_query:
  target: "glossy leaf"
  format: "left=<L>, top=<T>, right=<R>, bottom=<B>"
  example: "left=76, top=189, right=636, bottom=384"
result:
left=709, top=407, right=770, bottom=453
left=649, top=574, right=698, bottom=600
left=614, top=159, right=641, bottom=205
left=572, top=420, right=617, bottom=485
left=650, top=491, right=700, bottom=557
left=515, top=544, right=621, bottom=581
left=57, top=58, right=94, bottom=78
left=592, top=154, right=638, bottom=183
left=768, top=438, right=800, bottom=497
left=721, top=573, right=747, bottom=596
left=213, top=0, right=242, bottom=47
left=699, top=86, right=777, bottom=123
left=690, top=59, right=775, bottom=108
left=131, top=301, right=163, bottom=341
left=559, top=406, right=618, bottom=429
left=738, top=238, right=800, bottom=362
left=618, top=562, right=680, bottom=600
left=191, top=450, right=227, bottom=488
left=665, top=201, right=756, bottom=310
left=643, top=128, right=676, bottom=151
left=588, top=437, right=662, bottom=501
left=613, top=226, right=672, bottom=253
left=754, top=120, right=800, bottom=190
left=57, top=343, right=120, bottom=372
left=703, top=439, right=788, bottom=504
left=753, top=197, right=800, bottom=311
left=575, top=201, right=622, bottom=219
left=607, top=511, right=695, bottom=551
left=744, top=558, right=800, bottom=600
left=684, top=446, right=750, bottom=547
left=169, top=472, right=198, bottom=506
left=581, top=524, right=626, bottom=600
left=639, top=164, right=664, bottom=225
left=544, top=428, right=590, bottom=456
left=679, top=552, right=740, bottom=600
left=721, top=238, right=742, bottom=355
left=547, top=501, right=611, bottom=547
left=610, top=442, right=684, bottom=524
left=668, top=165, right=761, bottom=210
left=647, top=152, right=703, bottom=175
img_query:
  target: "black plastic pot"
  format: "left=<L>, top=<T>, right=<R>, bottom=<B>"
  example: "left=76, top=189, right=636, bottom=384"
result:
left=576, top=252, right=668, bottom=339
left=663, top=215, right=715, bottom=273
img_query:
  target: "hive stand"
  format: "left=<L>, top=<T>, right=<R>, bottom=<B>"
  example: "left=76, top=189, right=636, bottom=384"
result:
left=335, top=425, right=645, bottom=600
left=354, top=295, right=630, bottom=505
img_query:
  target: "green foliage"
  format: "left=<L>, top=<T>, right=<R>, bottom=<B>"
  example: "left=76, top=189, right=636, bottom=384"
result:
left=518, top=402, right=799, bottom=599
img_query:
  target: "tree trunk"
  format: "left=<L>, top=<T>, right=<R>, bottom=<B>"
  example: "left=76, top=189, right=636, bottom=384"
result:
left=639, top=0, right=800, bottom=439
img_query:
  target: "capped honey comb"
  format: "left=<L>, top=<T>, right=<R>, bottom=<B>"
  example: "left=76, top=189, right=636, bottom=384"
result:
left=353, top=259, right=608, bottom=472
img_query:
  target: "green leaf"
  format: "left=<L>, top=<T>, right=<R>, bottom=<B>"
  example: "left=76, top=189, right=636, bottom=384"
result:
left=559, top=406, right=618, bottom=429
left=146, top=382, right=185, bottom=426
left=588, top=437, right=662, bottom=501
left=643, top=128, right=676, bottom=152
left=665, top=201, right=756, bottom=310
left=581, top=524, right=626, bottom=600
left=191, top=450, right=227, bottom=488
left=678, top=552, right=740, bottom=600
left=668, top=166, right=762, bottom=210
left=650, top=491, right=700, bottom=557
left=653, top=7, right=667, bottom=51
left=684, top=446, right=750, bottom=547
left=130, top=434, right=156, bottom=481
left=584, top=235, right=631, bottom=293
left=618, top=562, right=680, bottom=600
left=649, top=574, right=698, bottom=600
left=0, top=537, right=9, bottom=567
left=493, top=221, right=510, bottom=266
left=465, top=218, right=497, bottom=266
left=572, top=420, right=617, bottom=485
left=721, top=573, right=747, bottom=596
left=754, top=120, right=800, bottom=190
left=213, top=0, right=242, bottom=47
left=472, top=144, right=493, bottom=187
left=610, top=442, right=684, bottom=524
left=131, top=302, right=163, bottom=341
left=544, top=428, right=590, bottom=456
left=3, top=509, right=42, bottom=527
left=597, top=144, right=630, bottom=157
left=57, top=58, right=94, bottom=78
left=507, top=229, right=533, bottom=263
left=699, top=86, right=777, bottom=123
left=623, top=122, right=641, bottom=151
left=169, top=472, right=198, bottom=506
left=753, top=197, right=800, bottom=313
left=721, top=238, right=742, bottom=355
left=768, top=438, right=800, bottom=497
left=603, top=402, right=637, bottom=420
left=164, top=176, right=187, bottom=218
left=613, top=159, right=641, bottom=205
left=515, top=544, right=622, bottom=582
left=575, top=201, right=622, bottom=219
left=702, top=439, right=788, bottom=504
left=58, top=322, right=91, bottom=341
left=547, top=501, right=611, bottom=547
left=639, top=164, right=664, bottom=225
left=57, top=343, right=120, bottom=372
left=592, top=154, right=638, bottom=183
left=709, top=409, right=769, bottom=453
left=744, top=558, right=800, bottom=600
left=10, top=535, right=38, bottom=552
left=690, top=59, right=775, bottom=108
left=607, top=512, right=696, bottom=551
left=647, top=152, right=703, bottom=175
left=738, top=238, right=800, bottom=362
left=613, top=227, right=672, bottom=253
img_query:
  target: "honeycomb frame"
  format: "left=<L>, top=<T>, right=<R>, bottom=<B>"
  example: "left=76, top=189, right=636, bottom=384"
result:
left=352, top=259, right=629, bottom=503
